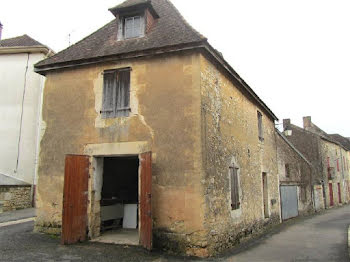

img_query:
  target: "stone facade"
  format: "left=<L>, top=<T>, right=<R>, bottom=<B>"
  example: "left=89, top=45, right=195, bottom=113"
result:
left=283, top=117, right=350, bottom=209
left=34, top=49, right=282, bottom=257
left=199, top=55, right=280, bottom=255
left=276, top=131, right=314, bottom=215
left=0, top=185, right=32, bottom=212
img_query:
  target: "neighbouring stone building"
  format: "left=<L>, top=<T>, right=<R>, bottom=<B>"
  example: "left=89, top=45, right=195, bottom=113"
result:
left=33, top=0, right=281, bottom=257
left=276, top=130, right=314, bottom=219
left=328, top=134, right=350, bottom=201
left=0, top=29, right=53, bottom=211
left=283, top=117, right=350, bottom=210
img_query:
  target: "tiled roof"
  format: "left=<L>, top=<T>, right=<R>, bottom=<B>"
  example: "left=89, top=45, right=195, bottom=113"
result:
left=329, top=134, right=350, bottom=151
left=34, top=0, right=278, bottom=121
left=36, top=0, right=205, bottom=68
left=0, top=34, right=45, bottom=47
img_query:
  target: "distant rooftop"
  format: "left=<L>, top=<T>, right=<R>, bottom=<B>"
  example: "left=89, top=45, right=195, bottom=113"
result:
left=0, top=34, right=45, bottom=48
left=329, top=134, right=350, bottom=151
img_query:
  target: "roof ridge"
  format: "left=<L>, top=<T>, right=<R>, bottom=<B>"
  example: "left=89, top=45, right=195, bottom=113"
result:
left=165, top=0, right=206, bottom=41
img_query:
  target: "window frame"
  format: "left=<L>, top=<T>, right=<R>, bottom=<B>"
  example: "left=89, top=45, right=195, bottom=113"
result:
left=101, top=67, right=131, bottom=119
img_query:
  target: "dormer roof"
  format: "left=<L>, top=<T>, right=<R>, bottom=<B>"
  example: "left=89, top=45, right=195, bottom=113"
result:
left=109, top=0, right=159, bottom=18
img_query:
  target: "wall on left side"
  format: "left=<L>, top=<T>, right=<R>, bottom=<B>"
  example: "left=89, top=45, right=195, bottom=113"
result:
left=0, top=52, right=46, bottom=185
left=0, top=185, right=32, bottom=212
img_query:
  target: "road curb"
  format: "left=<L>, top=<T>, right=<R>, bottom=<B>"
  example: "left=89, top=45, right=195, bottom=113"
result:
left=0, top=217, right=35, bottom=228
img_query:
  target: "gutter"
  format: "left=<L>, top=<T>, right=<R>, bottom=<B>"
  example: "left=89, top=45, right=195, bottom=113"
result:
left=0, top=45, right=52, bottom=56
left=34, top=41, right=278, bottom=121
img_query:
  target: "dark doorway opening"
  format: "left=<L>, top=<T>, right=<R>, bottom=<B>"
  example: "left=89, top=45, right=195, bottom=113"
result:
left=99, top=156, right=139, bottom=245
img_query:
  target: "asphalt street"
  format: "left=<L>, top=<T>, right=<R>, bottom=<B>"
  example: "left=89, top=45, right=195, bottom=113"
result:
left=0, top=205, right=349, bottom=262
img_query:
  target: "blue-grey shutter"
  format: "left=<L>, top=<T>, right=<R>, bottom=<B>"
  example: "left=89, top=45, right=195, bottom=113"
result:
left=115, top=69, right=130, bottom=117
left=230, top=167, right=240, bottom=210
left=102, top=71, right=117, bottom=118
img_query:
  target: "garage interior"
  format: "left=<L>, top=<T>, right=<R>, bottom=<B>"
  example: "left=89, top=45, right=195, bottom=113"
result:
left=94, top=156, right=140, bottom=245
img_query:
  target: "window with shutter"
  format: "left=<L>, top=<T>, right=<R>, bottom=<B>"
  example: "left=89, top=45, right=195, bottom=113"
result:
left=230, top=166, right=240, bottom=210
left=101, top=68, right=131, bottom=118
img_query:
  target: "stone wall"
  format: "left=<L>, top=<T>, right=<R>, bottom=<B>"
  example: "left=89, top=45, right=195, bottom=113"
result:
left=276, top=132, right=314, bottom=215
left=0, top=185, right=32, bottom=212
left=199, top=54, right=280, bottom=255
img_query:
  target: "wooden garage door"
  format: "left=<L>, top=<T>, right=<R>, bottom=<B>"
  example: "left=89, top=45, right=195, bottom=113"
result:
left=280, top=185, right=299, bottom=221
left=61, top=155, right=89, bottom=245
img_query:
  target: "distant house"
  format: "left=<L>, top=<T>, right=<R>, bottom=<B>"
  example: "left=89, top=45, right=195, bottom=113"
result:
left=283, top=117, right=350, bottom=210
left=34, top=0, right=281, bottom=257
left=328, top=134, right=350, bottom=200
left=276, top=130, right=314, bottom=219
left=0, top=31, right=53, bottom=212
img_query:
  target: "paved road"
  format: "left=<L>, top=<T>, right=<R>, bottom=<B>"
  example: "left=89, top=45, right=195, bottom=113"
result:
left=222, top=205, right=350, bottom=262
left=0, top=206, right=349, bottom=261
left=0, top=208, right=35, bottom=223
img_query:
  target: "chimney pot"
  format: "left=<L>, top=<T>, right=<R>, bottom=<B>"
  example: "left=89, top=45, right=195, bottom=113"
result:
left=303, top=116, right=312, bottom=129
left=283, top=119, right=291, bottom=130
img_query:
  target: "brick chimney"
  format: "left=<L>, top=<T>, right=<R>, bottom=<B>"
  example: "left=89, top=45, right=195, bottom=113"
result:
left=283, top=119, right=291, bottom=130
left=303, top=116, right=312, bottom=129
left=0, top=22, right=3, bottom=40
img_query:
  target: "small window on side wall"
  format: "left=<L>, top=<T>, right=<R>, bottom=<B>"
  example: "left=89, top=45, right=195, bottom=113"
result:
left=101, top=68, right=131, bottom=118
left=230, top=166, right=240, bottom=210
left=257, top=111, right=263, bottom=141
left=285, top=164, right=290, bottom=178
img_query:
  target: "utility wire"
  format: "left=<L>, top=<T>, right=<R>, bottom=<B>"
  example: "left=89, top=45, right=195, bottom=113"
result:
left=15, top=53, right=29, bottom=173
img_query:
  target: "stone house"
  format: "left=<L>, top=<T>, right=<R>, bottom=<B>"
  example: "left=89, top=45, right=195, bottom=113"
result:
left=34, top=0, right=281, bottom=256
left=328, top=134, right=350, bottom=201
left=0, top=30, right=52, bottom=212
left=283, top=117, right=350, bottom=210
left=276, top=130, right=314, bottom=219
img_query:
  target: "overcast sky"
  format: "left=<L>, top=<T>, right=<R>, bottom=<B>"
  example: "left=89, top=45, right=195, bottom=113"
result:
left=1, top=0, right=349, bottom=136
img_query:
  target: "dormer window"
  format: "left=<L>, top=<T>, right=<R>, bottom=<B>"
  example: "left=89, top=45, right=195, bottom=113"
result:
left=125, top=16, right=142, bottom=39
left=109, top=1, right=159, bottom=41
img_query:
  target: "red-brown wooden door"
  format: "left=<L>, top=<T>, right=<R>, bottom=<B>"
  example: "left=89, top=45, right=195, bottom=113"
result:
left=62, top=155, right=89, bottom=245
left=140, top=152, right=152, bottom=250
left=329, top=183, right=334, bottom=207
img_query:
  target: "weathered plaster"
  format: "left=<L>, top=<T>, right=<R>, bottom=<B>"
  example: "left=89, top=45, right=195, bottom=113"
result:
left=35, top=52, right=205, bottom=255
